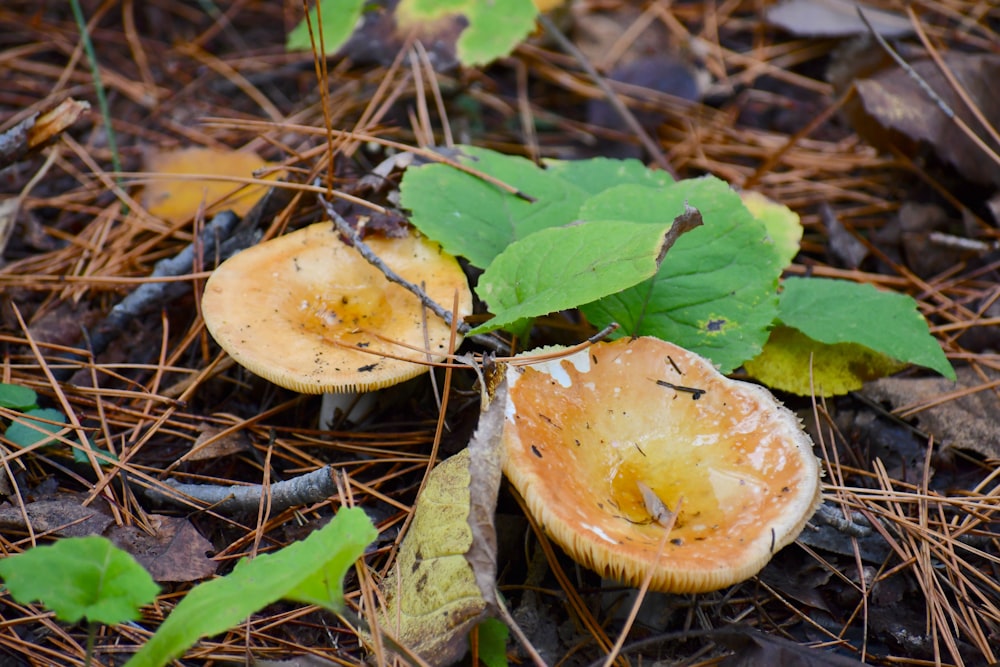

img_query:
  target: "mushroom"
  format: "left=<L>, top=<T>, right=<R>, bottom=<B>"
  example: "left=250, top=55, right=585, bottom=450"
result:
left=501, top=336, right=822, bottom=593
left=201, top=222, right=472, bottom=423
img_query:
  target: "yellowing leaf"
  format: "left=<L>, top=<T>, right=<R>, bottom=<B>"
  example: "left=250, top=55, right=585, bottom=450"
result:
left=744, top=325, right=906, bottom=396
left=377, top=449, right=491, bottom=664
left=142, top=147, right=281, bottom=223
left=741, top=191, right=802, bottom=267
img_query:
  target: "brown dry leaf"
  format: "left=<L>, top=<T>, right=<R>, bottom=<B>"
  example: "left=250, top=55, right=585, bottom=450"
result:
left=108, top=515, right=216, bottom=583
left=765, top=0, right=912, bottom=37
left=861, top=366, right=1000, bottom=459
left=854, top=53, right=1000, bottom=188
left=716, top=626, right=867, bottom=666
left=142, top=146, right=281, bottom=223
left=186, top=424, right=251, bottom=462
left=0, top=497, right=113, bottom=537
left=28, top=99, right=92, bottom=150
left=377, top=381, right=505, bottom=665
left=0, top=98, right=90, bottom=168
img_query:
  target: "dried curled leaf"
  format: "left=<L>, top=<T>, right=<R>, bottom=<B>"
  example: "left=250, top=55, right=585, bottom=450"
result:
left=377, top=382, right=506, bottom=664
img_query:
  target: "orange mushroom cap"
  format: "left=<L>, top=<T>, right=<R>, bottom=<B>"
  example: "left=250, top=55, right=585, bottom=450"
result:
left=501, top=336, right=822, bottom=593
left=201, top=222, right=472, bottom=393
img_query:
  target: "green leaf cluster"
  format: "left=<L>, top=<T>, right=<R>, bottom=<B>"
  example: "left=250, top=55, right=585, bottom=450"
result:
left=399, top=146, right=954, bottom=386
left=0, top=508, right=375, bottom=667
left=0, top=383, right=116, bottom=464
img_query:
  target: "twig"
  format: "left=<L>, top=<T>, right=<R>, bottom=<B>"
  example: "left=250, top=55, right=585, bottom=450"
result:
left=52, top=211, right=245, bottom=382
left=143, top=465, right=337, bottom=514
left=317, top=187, right=472, bottom=335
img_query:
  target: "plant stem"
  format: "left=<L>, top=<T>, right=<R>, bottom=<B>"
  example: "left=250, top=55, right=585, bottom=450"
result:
left=69, top=0, right=124, bottom=185
left=85, top=621, right=96, bottom=667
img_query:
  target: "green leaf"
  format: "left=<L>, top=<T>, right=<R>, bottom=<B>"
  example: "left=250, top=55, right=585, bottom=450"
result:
left=476, top=618, right=510, bottom=667
left=741, top=191, right=802, bottom=268
left=126, top=507, right=376, bottom=667
left=401, top=146, right=591, bottom=267
left=470, top=219, right=680, bottom=334
left=579, top=177, right=784, bottom=372
left=5, top=408, right=66, bottom=448
left=455, top=0, right=537, bottom=66
left=543, top=156, right=674, bottom=193
left=744, top=325, right=907, bottom=396
left=776, top=277, right=955, bottom=379
left=0, top=383, right=38, bottom=411
left=393, top=0, right=537, bottom=66
left=71, top=436, right=119, bottom=466
left=286, top=0, right=366, bottom=52
left=402, top=147, right=679, bottom=269
left=0, top=536, right=159, bottom=625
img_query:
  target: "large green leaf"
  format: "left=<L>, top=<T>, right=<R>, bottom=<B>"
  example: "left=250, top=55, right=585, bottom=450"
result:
left=776, top=277, right=955, bottom=379
left=471, top=219, right=683, bottom=334
left=402, top=146, right=679, bottom=268
left=401, top=146, right=591, bottom=267
left=0, top=536, right=159, bottom=625
left=580, top=177, right=783, bottom=372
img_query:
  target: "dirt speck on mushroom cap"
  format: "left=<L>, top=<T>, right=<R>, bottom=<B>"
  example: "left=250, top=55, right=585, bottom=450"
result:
left=502, top=336, right=822, bottom=593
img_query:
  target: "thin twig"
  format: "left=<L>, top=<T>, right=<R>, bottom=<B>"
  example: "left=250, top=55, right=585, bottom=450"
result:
left=317, top=187, right=472, bottom=335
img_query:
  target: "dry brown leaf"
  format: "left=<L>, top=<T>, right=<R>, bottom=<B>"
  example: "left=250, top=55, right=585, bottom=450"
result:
left=854, top=53, right=1000, bottom=188
left=108, top=515, right=217, bottom=583
left=765, top=0, right=912, bottom=37
left=0, top=498, right=113, bottom=537
left=376, top=381, right=505, bottom=664
left=861, top=366, right=1000, bottom=459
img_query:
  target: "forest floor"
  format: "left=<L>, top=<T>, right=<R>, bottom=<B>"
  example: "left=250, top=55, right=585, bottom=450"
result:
left=0, top=1, right=999, bottom=666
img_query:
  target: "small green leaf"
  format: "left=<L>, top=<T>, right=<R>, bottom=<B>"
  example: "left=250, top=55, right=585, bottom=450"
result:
left=0, top=536, right=159, bottom=625
left=0, top=383, right=38, bottom=411
left=470, top=219, right=679, bottom=334
left=456, top=0, right=537, bottom=66
left=580, top=177, right=783, bottom=372
left=71, top=436, right=119, bottom=466
left=776, top=277, right=955, bottom=379
left=5, top=408, right=66, bottom=448
left=286, top=0, right=366, bottom=52
left=476, top=618, right=510, bottom=667
left=402, top=146, right=591, bottom=267
left=126, top=507, right=376, bottom=667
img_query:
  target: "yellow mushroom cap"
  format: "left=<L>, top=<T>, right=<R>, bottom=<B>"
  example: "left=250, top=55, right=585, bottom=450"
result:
left=501, top=337, right=822, bottom=593
left=201, top=222, right=472, bottom=393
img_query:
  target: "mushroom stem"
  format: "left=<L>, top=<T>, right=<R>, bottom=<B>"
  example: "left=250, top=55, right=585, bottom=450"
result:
left=319, top=391, right=377, bottom=429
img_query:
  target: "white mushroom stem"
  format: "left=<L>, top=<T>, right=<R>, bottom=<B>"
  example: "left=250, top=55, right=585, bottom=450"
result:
left=319, top=391, right=378, bottom=429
